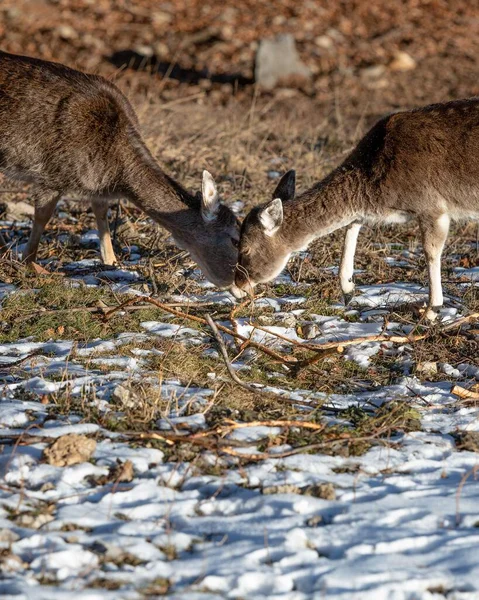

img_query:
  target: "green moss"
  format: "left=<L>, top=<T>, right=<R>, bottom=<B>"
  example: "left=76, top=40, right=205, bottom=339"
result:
left=0, top=280, right=165, bottom=342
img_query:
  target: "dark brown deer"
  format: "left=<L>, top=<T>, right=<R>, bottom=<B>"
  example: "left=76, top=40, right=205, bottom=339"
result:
left=0, top=51, right=244, bottom=296
left=236, top=99, right=479, bottom=319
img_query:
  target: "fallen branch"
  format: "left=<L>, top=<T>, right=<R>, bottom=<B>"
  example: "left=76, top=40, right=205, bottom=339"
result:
left=103, top=296, right=297, bottom=364
left=14, top=301, right=223, bottom=323
left=251, top=311, right=479, bottom=353
left=220, top=418, right=325, bottom=432
left=104, top=294, right=479, bottom=370
left=451, top=384, right=479, bottom=401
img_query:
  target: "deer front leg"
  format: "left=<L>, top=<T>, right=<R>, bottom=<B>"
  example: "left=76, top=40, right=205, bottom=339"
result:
left=90, top=198, right=118, bottom=266
left=339, top=222, right=361, bottom=305
left=419, top=213, right=450, bottom=321
left=23, top=189, right=61, bottom=263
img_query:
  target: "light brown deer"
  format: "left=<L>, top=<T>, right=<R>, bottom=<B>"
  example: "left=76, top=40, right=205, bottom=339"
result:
left=236, top=99, right=479, bottom=319
left=0, top=51, right=244, bottom=296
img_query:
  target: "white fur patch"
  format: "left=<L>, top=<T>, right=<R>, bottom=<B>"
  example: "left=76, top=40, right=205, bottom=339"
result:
left=339, top=223, right=362, bottom=294
left=259, top=198, right=283, bottom=236
left=201, top=170, right=219, bottom=220
left=437, top=213, right=451, bottom=234
left=366, top=211, right=412, bottom=225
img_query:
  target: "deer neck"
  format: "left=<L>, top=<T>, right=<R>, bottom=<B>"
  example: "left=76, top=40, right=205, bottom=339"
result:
left=124, top=145, right=203, bottom=235
left=281, top=168, right=364, bottom=251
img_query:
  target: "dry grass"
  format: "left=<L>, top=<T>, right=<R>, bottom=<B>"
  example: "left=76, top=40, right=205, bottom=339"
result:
left=1, top=89, right=478, bottom=470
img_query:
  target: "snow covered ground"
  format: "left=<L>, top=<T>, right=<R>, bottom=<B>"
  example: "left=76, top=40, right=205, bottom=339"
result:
left=1, top=237, right=479, bottom=599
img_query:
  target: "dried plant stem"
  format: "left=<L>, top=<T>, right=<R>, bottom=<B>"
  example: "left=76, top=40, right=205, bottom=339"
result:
left=220, top=418, right=325, bottom=432
left=205, top=313, right=260, bottom=393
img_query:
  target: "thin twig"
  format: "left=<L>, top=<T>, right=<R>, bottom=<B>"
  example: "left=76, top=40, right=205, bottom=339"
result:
left=220, top=418, right=325, bottom=432
left=136, top=296, right=297, bottom=364
left=13, top=301, right=225, bottom=323
left=205, top=313, right=260, bottom=393
left=0, top=351, right=42, bottom=370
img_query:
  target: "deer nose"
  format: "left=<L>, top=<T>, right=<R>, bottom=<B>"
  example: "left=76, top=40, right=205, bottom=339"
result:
left=229, top=283, right=247, bottom=299
left=234, top=272, right=255, bottom=296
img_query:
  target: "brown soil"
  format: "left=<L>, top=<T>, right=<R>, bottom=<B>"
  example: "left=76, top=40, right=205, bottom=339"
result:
left=0, top=1, right=478, bottom=117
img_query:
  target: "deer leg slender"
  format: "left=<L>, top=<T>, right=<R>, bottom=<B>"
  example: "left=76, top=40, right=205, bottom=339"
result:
left=419, top=213, right=450, bottom=321
left=23, top=189, right=61, bottom=263
left=339, top=221, right=362, bottom=305
left=90, top=198, right=117, bottom=266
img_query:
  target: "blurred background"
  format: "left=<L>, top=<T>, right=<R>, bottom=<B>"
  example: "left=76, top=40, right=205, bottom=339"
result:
left=1, top=0, right=478, bottom=114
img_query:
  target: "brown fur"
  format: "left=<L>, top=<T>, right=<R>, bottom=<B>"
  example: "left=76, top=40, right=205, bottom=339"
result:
left=0, top=51, right=241, bottom=290
left=236, top=98, right=479, bottom=318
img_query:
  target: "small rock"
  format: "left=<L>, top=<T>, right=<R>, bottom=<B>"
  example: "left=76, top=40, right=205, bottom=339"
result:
left=255, top=34, right=311, bottom=90
left=360, top=65, right=389, bottom=89
left=302, top=323, right=320, bottom=340
left=390, top=51, right=416, bottom=72
left=360, top=65, right=386, bottom=80
left=416, top=361, right=438, bottom=376
left=134, top=45, right=154, bottom=57
left=56, top=25, right=77, bottom=40
left=314, top=35, right=333, bottom=49
left=43, top=434, right=96, bottom=467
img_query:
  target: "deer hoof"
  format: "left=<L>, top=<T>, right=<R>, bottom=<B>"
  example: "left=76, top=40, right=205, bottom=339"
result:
left=343, top=291, right=355, bottom=306
left=423, top=306, right=440, bottom=322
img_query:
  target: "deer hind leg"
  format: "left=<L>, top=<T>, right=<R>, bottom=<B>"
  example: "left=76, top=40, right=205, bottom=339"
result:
left=419, top=213, right=450, bottom=321
left=339, top=221, right=362, bottom=305
left=23, top=189, right=61, bottom=264
left=90, top=198, right=117, bottom=266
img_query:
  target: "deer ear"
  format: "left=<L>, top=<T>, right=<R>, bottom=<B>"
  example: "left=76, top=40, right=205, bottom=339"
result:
left=201, top=170, right=220, bottom=221
left=272, top=169, right=295, bottom=202
left=259, top=198, right=283, bottom=235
